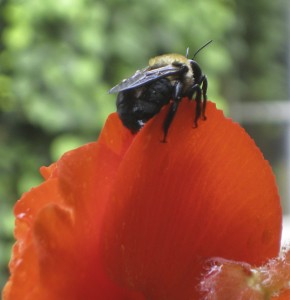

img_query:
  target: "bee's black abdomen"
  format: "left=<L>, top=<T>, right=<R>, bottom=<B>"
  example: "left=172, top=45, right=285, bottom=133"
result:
left=116, top=91, right=142, bottom=132
left=116, top=78, right=173, bottom=133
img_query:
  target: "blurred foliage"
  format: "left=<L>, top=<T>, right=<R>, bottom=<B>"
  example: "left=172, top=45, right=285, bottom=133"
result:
left=0, top=0, right=288, bottom=291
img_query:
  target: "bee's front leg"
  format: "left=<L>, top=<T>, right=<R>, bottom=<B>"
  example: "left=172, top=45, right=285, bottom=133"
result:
left=187, top=84, right=202, bottom=127
left=200, top=75, right=208, bottom=120
left=161, top=81, right=183, bottom=143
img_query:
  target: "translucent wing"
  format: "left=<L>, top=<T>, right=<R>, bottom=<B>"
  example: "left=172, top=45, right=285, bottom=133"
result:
left=109, top=65, right=184, bottom=94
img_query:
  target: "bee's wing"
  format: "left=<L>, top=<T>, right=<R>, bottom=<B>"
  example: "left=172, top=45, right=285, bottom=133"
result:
left=109, top=65, right=183, bottom=94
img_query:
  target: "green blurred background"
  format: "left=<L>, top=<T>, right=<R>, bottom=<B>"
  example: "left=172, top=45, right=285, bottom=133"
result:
left=0, top=0, right=288, bottom=291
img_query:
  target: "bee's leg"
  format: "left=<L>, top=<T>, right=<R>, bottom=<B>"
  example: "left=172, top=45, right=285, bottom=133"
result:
left=161, top=101, right=180, bottom=143
left=161, top=82, right=183, bottom=143
left=193, top=85, right=202, bottom=127
left=200, top=75, right=208, bottom=120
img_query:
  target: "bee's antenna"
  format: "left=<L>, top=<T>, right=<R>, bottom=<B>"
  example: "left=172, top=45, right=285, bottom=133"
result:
left=185, top=47, right=189, bottom=58
left=192, top=40, right=213, bottom=59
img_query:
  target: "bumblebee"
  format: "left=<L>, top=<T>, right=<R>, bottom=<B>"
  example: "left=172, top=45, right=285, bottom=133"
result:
left=109, top=40, right=212, bottom=142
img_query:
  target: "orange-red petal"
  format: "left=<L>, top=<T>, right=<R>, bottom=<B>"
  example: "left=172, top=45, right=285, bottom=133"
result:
left=102, top=100, right=282, bottom=299
left=3, top=114, right=144, bottom=300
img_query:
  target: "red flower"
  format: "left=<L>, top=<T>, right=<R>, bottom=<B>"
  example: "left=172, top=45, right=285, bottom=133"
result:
left=3, top=100, right=282, bottom=300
